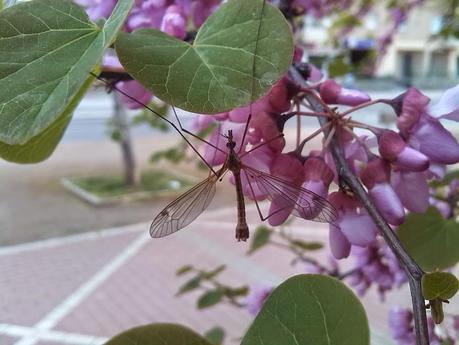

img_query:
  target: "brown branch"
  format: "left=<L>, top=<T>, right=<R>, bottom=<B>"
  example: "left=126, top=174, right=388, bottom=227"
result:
left=288, top=66, right=429, bottom=345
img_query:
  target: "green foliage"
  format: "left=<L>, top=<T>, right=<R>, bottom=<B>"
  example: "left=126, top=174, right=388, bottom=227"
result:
left=248, top=226, right=272, bottom=254
left=203, top=327, right=225, bottom=345
left=0, top=0, right=133, bottom=154
left=328, top=56, right=351, bottom=77
left=197, top=289, right=224, bottom=309
left=241, top=275, right=370, bottom=345
left=115, top=0, right=293, bottom=114
left=105, top=323, right=212, bottom=345
left=0, top=73, right=94, bottom=163
left=177, top=275, right=202, bottom=295
left=398, top=207, right=459, bottom=271
left=422, top=271, right=459, bottom=300
left=71, top=170, right=189, bottom=198
left=151, top=146, right=187, bottom=164
left=176, top=265, right=194, bottom=276
left=201, top=265, right=226, bottom=279
left=290, top=240, right=323, bottom=251
left=0, top=0, right=133, bottom=163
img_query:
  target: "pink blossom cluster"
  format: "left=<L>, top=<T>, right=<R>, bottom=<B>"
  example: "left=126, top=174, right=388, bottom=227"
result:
left=196, top=69, right=459, bottom=261
left=389, top=307, right=458, bottom=345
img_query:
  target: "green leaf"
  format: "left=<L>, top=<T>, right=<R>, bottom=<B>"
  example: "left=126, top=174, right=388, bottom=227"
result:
left=290, top=240, right=323, bottom=251
left=197, top=289, right=224, bottom=309
left=398, top=208, right=459, bottom=271
left=0, top=0, right=133, bottom=145
left=106, top=323, right=213, bottom=345
left=201, top=264, right=226, bottom=279
left=0, top=73, right=94, bottom=163
left=115, top=0, right=293, bottom=114
left=248, top=226, right=272, bottom=254
left=241, top=274, right=370, bottom=345
left=177, top=275, right=202, bottom=295
left=204, top=327, right=225, bottom=345
left=422, top=271, right=459, bottom=300
left=328, top=57, right=350, bottom=77
left=224, top=285, right=249, bottom=298
left=176, top=265, right=194, bottom=276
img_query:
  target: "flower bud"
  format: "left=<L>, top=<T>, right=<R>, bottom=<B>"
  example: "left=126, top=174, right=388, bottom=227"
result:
left=329, top=224, right=351, bottom=259
left=378, top=130, right=429, bottom=171
left=320, top=79, right=370, bottom=106
left=161, top=5, right=186, bottom=39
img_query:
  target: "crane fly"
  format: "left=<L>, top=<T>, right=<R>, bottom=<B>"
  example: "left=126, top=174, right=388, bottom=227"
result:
left=150, top=128, right=338, bottom=241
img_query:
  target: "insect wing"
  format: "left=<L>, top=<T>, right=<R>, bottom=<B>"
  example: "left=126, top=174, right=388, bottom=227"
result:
left=242, top=164, right=338, bottom=223
left=150, top=174, right=219, bottom=238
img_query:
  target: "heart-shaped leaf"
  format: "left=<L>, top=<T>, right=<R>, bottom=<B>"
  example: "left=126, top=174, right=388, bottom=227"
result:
left=115, top=0, right=293, bottom=114
left=0, top=73, right=94, bottom=163
left=398, top=207, right=459, bottom=271
left=241, top=274, right=370, bottom=345
left=106, top=323, right=213, bottom=345
left=0, top=0, right=133, bottom=146
left=422, top=271, right=459, bottom=300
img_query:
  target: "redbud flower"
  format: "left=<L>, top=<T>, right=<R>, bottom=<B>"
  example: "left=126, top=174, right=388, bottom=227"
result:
left=74, top=0, right=116, bottom=21
left=408, top=115, right=459, bottom=165
left=390, top=87, right=430, bottom=133
left=161, top=5, right=187, bottom=39
left=320, top=79, right=370, bottom=106
left=302, top=157, right=334, bottom=198
left=268, top=153, right=304, bottom=226
left=388, top=307, right=416, bottom=345
left=392, top=171, right=429, bottom=213
left=245, top=284, right=273, bottom=315
left=378, top=130, right=429, bottom=171
left=329, top=224, right=351, bottom=259
left=117, top=80, right=153, bottom=110
left=429, top=84, right=459, bottom=121
left=361, top=158, right=405, bottom=225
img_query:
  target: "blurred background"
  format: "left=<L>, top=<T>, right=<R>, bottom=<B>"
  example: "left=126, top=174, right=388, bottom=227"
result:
left=1, top=1, right=459, bottom=345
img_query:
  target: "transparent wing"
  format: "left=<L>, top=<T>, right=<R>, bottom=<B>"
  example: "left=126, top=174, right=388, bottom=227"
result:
left=150, top=173, right=220, bottom=238
left=242, top=164, right=338, bottom=223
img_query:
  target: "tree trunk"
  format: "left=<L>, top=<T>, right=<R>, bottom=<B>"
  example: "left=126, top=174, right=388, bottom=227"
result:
left=113, top=93, right=138, bottom=187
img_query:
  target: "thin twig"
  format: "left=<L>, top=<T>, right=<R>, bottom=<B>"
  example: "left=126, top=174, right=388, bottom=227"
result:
left=288, top=66, right=429, bottom=345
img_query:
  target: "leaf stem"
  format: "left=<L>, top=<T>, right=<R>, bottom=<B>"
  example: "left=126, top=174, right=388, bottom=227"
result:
left=288, top=66, right=429, bottom=345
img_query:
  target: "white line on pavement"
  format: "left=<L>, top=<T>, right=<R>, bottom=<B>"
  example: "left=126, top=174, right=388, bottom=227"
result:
left=12, top=232, right=149, bottom=345
left=0, top=323, right=108, bottom=345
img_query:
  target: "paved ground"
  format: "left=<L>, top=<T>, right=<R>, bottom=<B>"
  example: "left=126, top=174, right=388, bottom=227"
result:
left=0, top=203, right=412, bottom=345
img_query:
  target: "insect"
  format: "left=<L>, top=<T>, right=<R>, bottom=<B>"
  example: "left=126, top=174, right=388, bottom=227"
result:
left=148, top=127, right=338, bottom=241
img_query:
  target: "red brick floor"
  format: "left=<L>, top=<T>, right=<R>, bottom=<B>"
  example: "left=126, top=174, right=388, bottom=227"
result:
left=3, top=204, right=454, bottom=345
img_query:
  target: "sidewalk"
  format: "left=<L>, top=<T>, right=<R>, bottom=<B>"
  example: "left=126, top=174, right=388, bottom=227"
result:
left=0, top=202, right=403, bottom=345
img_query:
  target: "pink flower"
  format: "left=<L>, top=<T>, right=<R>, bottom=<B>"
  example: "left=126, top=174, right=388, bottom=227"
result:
left=408, top=115, right=459, bottom=165
left=390, top=87, right=430, bottom=133
left=329, top=224, right=351, bottom=259
left=192, top=0, right=220, bottom=28
left=161, top=5, right=187, bottom=39
left=361, top=158, right=405, bottom=225
left=74, top=0, right=116, bottom=21
left=429, top=84, right=459, bottom=121
left=378, top=130, right=429, bottom=171
left=245, top=284, right=273, bottom=315
left=117, top=80, right=153, bottom=109
left=391, top=171, right=429, bottom=213
left=267, top=153, right=304, bottom=226
left=320, top=79, right=370, bottom=106
left=250, top=112, right=285, bottom=152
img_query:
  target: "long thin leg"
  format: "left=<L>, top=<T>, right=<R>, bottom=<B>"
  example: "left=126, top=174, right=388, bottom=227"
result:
left=238, top=113, right=252, bottom=154
left=172, top=107, right=225, bottom=153
left=240, top=133, right=284, bottom=158
left=90, top=72, right=219, bottom=176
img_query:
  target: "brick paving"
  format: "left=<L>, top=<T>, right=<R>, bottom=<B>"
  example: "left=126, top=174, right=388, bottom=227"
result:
left=3, top=203, right=457, bottom=345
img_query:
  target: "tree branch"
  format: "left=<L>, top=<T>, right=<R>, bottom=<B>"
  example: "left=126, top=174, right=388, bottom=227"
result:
left=288, top=66, right=429, bottom=345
